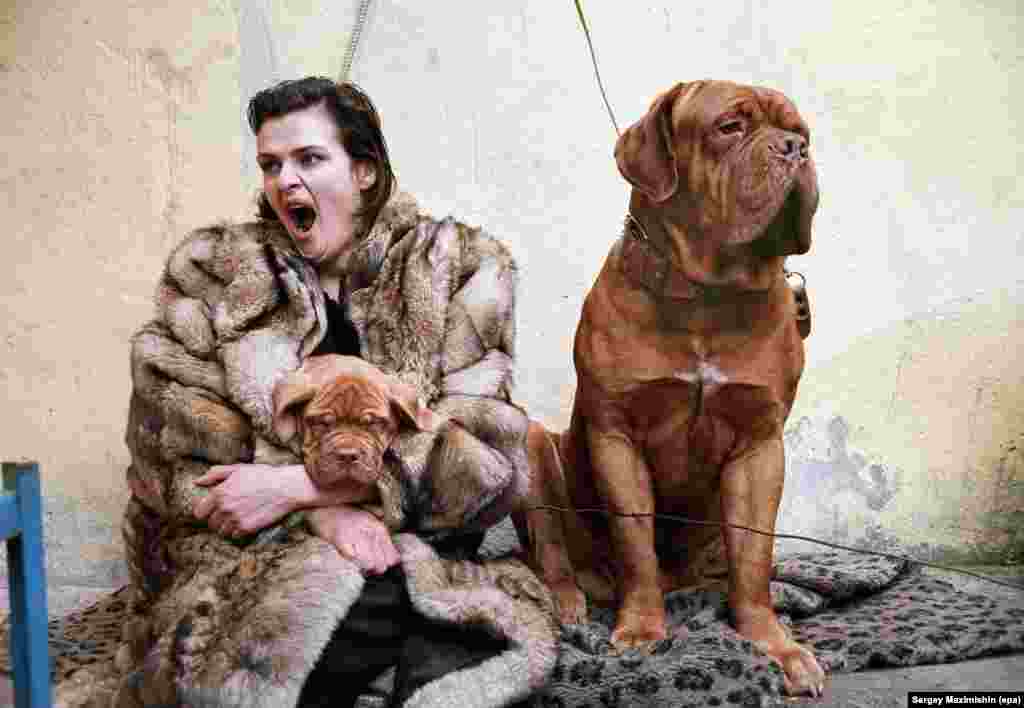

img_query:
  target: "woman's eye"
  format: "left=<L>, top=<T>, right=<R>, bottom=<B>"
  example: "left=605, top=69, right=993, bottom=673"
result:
left=300, top=153, right=324, bottom=168
left=718, top=120, right=745, bottom=136
left=258, top=160, right=280, bottom=175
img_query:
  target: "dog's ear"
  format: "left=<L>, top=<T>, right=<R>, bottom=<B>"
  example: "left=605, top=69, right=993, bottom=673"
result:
left=614, top=82, right=686, bottom=203
left=387, top=379, right=442, bottom=433
left=272, top=370, right=318, bottom=444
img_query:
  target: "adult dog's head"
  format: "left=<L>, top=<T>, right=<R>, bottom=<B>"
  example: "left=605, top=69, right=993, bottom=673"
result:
left=615, top=80, right=818, bottom=256
left=272, top=355, right=440, bottom=489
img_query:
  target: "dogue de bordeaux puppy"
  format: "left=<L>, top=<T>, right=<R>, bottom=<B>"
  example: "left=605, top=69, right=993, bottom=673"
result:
left=273, top=354, right=440, bottom=494
left=520, top=80, right=824, bottom=695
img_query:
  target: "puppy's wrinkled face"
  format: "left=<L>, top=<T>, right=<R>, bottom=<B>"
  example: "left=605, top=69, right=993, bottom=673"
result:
left=300, top=375, right=398, bottom=489
left=272, top=354, right=441, bottom=491
left=616, top=80, right=819, bottom=255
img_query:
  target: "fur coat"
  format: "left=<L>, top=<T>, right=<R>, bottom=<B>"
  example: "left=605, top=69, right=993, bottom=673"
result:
left=58, top=192, right=558, bottom=708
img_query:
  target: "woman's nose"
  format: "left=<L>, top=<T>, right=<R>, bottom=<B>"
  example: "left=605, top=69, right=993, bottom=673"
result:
left=278, top=161, right=301, bottom=190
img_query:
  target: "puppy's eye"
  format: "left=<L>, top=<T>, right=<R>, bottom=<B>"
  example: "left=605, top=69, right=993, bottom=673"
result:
left=306, top=416, right=332, bottom=433
left=718, top=120, right=745, bottom=136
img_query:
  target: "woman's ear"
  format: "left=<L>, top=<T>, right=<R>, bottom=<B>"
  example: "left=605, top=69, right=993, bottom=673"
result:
left=354, top=161, right=377, bottom=191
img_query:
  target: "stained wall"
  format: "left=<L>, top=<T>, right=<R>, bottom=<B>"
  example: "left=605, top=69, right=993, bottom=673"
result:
left=1, top=1, right=1020, bottom=583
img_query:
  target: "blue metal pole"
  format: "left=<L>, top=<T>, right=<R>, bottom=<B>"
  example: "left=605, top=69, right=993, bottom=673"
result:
left=3, top=461, right=52, bottom=708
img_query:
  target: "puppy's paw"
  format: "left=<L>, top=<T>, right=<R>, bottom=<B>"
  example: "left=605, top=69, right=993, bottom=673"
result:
left=552, top=581, right=588, bottom=626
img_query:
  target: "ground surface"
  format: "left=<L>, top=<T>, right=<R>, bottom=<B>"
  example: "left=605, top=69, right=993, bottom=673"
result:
left=1, top=566, right=1021, bottom=706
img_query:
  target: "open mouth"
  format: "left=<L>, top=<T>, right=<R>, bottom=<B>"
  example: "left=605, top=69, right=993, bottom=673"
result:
left=288, top=205, right=317, bottom=233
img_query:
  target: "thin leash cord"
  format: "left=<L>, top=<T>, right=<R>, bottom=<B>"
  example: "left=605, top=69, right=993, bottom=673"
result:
left=573, top=0, right=620, bottom=137
left=526, top=504, right=1024, bottom=592
left=340, top=0, right=373, bottom=83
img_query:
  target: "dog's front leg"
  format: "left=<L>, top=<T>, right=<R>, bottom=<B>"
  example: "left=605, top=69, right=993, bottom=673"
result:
left=585, top=422, right=665, bottom=649
left=720, top=436, right=825, bottom=695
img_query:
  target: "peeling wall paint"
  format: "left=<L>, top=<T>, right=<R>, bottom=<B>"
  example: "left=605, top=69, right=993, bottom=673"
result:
left=781, top=408, right=1023, bottom=565
left=784, top=287, right=1024, bottom=564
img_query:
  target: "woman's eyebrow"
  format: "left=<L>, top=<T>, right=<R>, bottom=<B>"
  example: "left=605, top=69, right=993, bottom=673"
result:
left=257, top=144, right=325, bottom=160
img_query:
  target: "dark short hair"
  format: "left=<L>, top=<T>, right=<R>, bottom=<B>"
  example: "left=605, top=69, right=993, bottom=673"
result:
left=248, top=77, right=395, bottom=230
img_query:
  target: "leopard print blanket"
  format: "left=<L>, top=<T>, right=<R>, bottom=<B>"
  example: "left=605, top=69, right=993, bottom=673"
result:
left=3, top=548, right=1021, bottom=707
left=535, top=550, right=1024, bottom=708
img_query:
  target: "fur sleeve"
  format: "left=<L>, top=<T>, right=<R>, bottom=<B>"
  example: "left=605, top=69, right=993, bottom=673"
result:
left=122, top=223, right=321, bottom=593
left=381, top=225, right=530, bottom=539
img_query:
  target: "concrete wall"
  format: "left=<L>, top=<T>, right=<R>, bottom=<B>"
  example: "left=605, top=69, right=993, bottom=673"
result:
left=1, top=0, right=1020, bottom=584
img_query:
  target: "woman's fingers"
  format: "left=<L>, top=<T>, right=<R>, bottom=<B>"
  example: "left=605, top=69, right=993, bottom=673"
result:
left=199, top=464, right=304, bottom=531
left=363, top=533, right=386, bottom=574
left=207, top=507, right=230, bottom=533
left=356, top=524, right=398, bottom=575
left=308, top=506, right=399, bottom=575
left=194, top=465, right=234, bottom=487
left=193, top=466, right=234, bottom=521
left=194, top=492, right=215, bottom=520
left=375, top=533, right=400, bottom=572
left=204, top=500, right=245, bottom=537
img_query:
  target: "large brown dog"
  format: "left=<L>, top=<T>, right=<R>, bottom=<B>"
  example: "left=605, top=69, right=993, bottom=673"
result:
left=522, top=80, right=825, bottom=695
left=273, top=354, right=440, bottom=493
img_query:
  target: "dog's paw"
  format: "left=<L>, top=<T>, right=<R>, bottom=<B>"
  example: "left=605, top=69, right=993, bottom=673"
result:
left=759, top=638, right=825, bottom=697
left=552, top=582, right=588, bottom=626
left=738, top=610, right=825, bottom=696
left=610, top=608, right=667, bottom=652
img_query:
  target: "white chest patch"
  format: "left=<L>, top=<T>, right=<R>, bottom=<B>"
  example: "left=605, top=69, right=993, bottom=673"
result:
left=674, top=362, right=730, bottom=385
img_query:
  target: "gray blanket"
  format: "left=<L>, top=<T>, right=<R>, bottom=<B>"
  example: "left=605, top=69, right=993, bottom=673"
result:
left=2, top=542, right=1022, bottom=708
left=534, top=550, right=1024, bottom=708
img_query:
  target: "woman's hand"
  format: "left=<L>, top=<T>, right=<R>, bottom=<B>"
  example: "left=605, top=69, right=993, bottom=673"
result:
left=307, top=505, right=399, bottom=575
left=194, top=463, right=312, bottom=538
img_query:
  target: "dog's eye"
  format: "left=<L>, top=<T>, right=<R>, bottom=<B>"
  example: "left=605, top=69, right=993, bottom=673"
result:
left=718, top=119, right=745, bottom=136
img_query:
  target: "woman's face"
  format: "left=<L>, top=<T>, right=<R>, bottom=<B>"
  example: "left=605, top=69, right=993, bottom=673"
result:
left=256, top=102, right=376, bottom=271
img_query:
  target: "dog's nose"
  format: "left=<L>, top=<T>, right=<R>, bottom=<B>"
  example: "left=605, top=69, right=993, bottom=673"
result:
left=777, top=134, right=808, bottom=162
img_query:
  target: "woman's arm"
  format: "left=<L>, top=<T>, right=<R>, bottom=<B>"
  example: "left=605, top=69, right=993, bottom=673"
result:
left=382, top=226, right=530, bottom=540
left=191, top=463, right=377, bottom=537
left=124, top=225, right=322, bottom=533
left=191, top=463, right=398, bottom=574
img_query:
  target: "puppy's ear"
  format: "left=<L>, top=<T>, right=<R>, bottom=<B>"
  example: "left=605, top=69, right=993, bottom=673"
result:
left=614, top=82, right=686, bottom=203
left=272, top=371, right=318, bottom=444
left=387, top=379, right=442, bottom=433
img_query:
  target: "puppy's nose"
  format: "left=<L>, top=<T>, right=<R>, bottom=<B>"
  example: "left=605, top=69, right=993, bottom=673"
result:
left=333, top=449, right=362, bottom=466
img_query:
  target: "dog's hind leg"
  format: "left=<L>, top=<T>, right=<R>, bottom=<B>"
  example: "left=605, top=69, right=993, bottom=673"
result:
left=515, top=422, right=588, bottom=625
